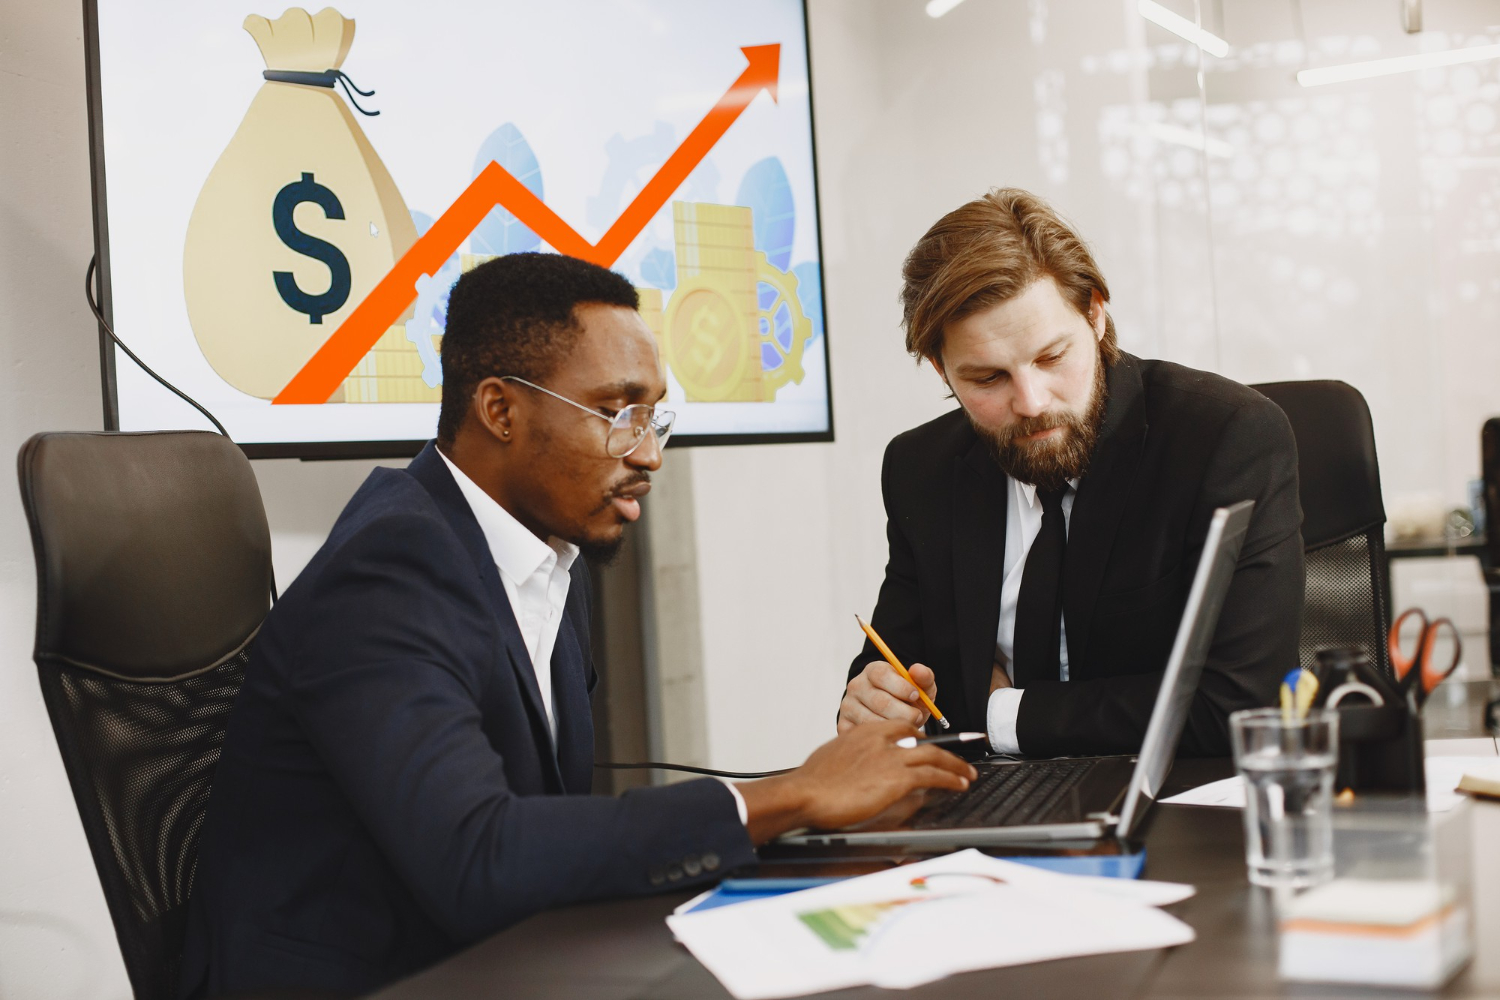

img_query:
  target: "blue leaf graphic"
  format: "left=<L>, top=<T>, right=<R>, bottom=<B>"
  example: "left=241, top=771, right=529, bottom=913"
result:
left=471, top=123, right=544, bottom=255
left=737, top=157, right=795, bottom=272
left=640, top=247, right=677, bottom=290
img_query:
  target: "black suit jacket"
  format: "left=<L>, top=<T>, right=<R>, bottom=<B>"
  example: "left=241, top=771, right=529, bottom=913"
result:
left=850, top=353, right=1304, bottom=758
left=180, top=443, right=754, bottom=998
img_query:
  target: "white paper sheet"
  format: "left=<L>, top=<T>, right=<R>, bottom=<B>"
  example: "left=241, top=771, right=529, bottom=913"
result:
left=666, top=850, right=1195, bottom=999
left=1158, top=756, right=1500, bottom=812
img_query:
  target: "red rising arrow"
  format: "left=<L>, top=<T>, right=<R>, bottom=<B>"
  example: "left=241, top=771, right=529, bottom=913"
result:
left=273, top=44, right=781, bottom=405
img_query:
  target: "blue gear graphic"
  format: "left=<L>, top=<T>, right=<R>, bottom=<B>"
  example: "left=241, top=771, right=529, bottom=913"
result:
left=404, top=273, right=446, bottom=388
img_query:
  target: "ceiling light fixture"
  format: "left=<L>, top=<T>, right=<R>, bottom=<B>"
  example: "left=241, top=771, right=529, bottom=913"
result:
left=1297, top=42, right=1500, bottom=87
left=1138, top=0, right=1230, bottom=58
left=925, top=0, right=968, bottom=18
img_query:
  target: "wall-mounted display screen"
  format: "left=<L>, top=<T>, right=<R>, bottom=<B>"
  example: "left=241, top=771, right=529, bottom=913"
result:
left=86, top=1, right=830, bottom=457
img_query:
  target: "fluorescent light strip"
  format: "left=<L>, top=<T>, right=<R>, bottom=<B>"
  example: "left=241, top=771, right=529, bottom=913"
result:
left=1298, top=43, right=1500, bottom=87
left=1138, top=0, right=1230, bottom=58
left=925, top=0, right=967, bottom=18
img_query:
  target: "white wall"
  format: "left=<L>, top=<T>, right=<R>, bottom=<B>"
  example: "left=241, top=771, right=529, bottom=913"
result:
left=1, top=2, right=137, bottom=995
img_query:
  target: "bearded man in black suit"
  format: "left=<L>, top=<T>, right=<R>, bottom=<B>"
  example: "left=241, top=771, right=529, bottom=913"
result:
left=837, top=189, right=1303, bottom=758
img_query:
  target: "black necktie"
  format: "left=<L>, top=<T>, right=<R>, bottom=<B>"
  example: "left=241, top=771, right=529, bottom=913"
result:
left=1012, top=485, right=1068, bottom=689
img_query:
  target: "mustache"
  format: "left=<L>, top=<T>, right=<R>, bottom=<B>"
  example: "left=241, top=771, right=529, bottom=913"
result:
left=991, top=410, right=1071, bottom=448
left=590, top=471, right=652, bottom=513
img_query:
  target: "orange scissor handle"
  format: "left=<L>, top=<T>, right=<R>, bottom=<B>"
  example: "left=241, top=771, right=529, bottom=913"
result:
left=1389, top=608, right=1462, bottom=696
left=1417, top=617, right=1462, bottom=694
left=1388, top=608, right=1430, bottom=683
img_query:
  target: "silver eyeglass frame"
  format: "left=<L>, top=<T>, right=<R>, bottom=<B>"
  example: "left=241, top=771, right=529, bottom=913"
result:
left=498, top=376, right=674, bottom=458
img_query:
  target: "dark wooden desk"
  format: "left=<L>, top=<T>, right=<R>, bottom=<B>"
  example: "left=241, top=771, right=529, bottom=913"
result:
left=370, top=753, right=1498, bottom=999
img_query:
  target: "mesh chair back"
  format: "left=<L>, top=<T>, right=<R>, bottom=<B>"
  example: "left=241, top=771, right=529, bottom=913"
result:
left=1252, top=381, right=1392, bottom=679
left=17, top=431, right=272, bottom=1000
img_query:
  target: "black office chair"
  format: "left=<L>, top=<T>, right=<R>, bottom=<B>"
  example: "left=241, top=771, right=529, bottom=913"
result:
left=1252, top=381, right=1393, bottom=680
left=1482, top=417, right=1499, bottom=673
left=17, top=431, right=272, bottom=1000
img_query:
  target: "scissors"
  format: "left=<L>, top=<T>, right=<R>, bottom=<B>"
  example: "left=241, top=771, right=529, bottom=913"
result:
left=1387, top=608, right=1462, bottom=703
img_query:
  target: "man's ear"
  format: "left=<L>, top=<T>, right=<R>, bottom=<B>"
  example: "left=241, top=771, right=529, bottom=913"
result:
left=1088, top=290, right=1108, bottom=343
left=927, top=355, right=958, bottom=402
left=927, top=355, right=949, bottom=388
left=472, top=377, right=516, bottom=443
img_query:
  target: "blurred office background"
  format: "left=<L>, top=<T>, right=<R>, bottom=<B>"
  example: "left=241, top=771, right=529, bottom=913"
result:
left=2, top=0, right=1498, bottom=995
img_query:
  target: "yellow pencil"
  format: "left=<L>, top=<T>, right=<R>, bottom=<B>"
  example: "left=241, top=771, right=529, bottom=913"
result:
left=855, top=614, right=950, bottom=730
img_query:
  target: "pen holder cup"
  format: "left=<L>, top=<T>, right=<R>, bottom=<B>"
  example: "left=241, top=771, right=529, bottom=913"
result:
left=1278, top=797, right=1473, bottom=990
left=1333, top=699, right=1424, bottom=794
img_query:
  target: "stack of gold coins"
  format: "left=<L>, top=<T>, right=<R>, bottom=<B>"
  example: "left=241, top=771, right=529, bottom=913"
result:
left=341, top=323, right=443, bottom=403
left=637, top=287, right=665, bottom=343
left=665, top=202, right=763, bottom=402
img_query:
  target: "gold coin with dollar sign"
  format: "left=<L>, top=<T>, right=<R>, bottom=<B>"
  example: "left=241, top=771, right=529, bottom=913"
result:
left=663, top=279, right=756, bottom=402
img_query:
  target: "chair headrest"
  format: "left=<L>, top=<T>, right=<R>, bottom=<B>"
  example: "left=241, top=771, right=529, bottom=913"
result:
left=18, top=431, right=272, bottom=681
left=1252, top=380, right=1384, bottom=549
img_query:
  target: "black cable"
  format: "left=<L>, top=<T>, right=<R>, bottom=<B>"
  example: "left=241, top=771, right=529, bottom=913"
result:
left=85, top=257, right=279, bottom=605
left=86, top=256, right=230, bottom=438
left=596, top=761, right=793, bottom=779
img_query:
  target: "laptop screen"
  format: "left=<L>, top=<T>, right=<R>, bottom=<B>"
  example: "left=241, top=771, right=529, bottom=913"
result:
left=1115, top=500, right=1255, bottom=837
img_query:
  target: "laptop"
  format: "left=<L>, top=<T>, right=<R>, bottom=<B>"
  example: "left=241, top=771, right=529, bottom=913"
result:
left=781, top=499, right=1255, bottom=848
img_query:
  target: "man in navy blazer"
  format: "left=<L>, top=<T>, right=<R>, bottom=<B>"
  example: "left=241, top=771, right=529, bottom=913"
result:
left=179, top=253, right=974, bottom=998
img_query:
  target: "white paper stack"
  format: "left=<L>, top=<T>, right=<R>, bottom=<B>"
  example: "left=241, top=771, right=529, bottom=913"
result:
left=666, top=850, right=1196, bottom=999
left=1279, top=879, right=1472, bottom=989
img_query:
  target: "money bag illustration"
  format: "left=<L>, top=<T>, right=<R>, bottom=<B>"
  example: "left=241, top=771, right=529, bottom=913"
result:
left=184, top=7, right=421, bottom=402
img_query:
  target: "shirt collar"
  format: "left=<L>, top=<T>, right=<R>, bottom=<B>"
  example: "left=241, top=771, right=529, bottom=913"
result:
left=1015, top=477, right=1081, bottom=510
left=437, top=449, right=579, bottom=582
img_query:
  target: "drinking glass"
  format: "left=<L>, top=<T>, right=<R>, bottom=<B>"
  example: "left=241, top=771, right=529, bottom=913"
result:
left=1230, top=707, right=1338, bottom=889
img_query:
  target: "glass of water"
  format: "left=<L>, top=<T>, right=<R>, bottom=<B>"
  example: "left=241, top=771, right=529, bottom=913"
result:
left=1229, top=707, right=1339, bottom=889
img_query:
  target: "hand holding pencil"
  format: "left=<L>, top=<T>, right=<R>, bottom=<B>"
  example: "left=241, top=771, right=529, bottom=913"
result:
left=837, top=615, right=950, bottom=733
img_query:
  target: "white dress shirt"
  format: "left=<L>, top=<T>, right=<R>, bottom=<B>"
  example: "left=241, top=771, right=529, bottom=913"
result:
left=987, top=475, right=1078, bottom=755
left=439, top=450, right=577, bottom=742
left=438, top=451, right=749, bottom=824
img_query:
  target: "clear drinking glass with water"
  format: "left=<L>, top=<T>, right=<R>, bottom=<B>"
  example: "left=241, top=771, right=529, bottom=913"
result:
left=1230, top=707, right=1339, bottom=889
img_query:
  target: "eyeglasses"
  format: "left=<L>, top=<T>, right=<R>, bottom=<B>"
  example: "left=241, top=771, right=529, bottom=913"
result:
left=499, top=376, right=675, bottom=459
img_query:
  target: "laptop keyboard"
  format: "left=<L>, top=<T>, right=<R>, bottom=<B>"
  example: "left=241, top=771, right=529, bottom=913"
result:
left=913, top=758, right=1100, bottom=829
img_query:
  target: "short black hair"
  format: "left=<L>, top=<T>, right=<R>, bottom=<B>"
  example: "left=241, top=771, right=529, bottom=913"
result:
left=436, top=252, right=639, bottom=445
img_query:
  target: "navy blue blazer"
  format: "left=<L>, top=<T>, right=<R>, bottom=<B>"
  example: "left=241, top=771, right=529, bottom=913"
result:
left=179, top=443, right=755, bottom=998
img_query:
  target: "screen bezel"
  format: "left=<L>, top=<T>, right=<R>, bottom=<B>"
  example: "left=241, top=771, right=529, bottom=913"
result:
left=82, top=0, right=835, bottom=460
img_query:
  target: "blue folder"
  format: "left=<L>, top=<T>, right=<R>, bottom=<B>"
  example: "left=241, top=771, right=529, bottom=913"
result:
left=682, top=851, right=1146, bottom=913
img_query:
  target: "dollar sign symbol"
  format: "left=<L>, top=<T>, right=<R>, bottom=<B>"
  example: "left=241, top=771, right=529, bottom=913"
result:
left=688, top=303, right=726, bottom=373
left=271, top=172, right=351, bottom=325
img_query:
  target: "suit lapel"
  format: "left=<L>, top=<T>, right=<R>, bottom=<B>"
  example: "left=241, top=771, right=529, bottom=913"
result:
left=952, top=434, right=1008, bottom=727
left=1062, top=354, right=1148, bottom=672
left=405, top=443, right=565, bottom=791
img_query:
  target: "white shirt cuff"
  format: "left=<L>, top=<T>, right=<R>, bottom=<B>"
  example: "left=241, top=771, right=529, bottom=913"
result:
left=716, top=777, right=750, bottom=826
left=986, top=687, right=1025, bottom=755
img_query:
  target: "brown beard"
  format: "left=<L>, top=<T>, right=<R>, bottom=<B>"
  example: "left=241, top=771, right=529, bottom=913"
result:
left=970, top=351, right=1109, bottom=493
